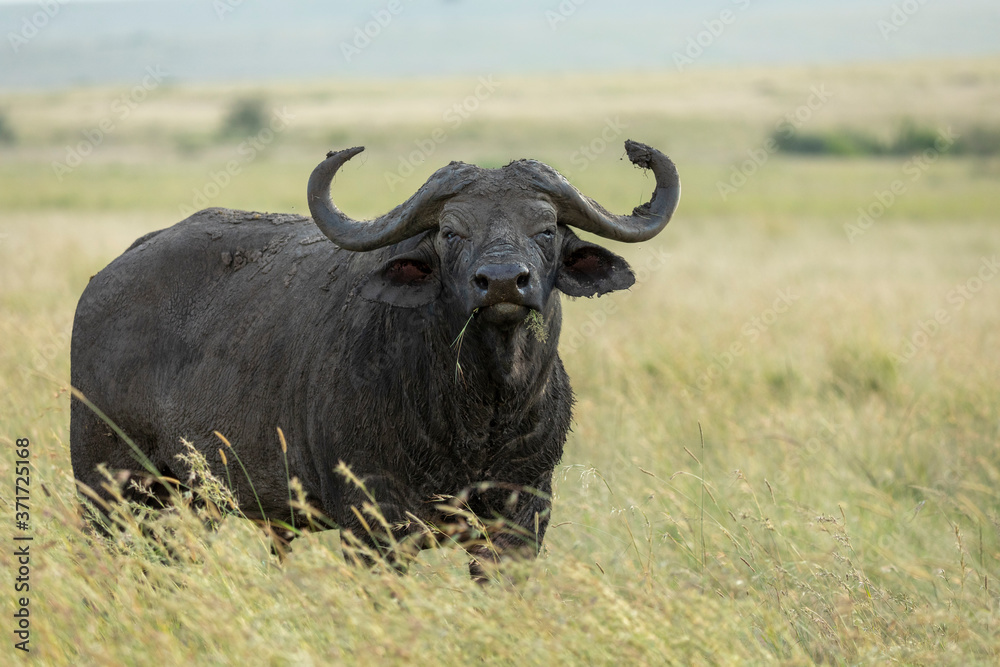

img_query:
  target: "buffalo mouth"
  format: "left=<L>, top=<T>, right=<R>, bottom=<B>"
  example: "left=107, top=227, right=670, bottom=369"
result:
left=477, top=302, right=530, bottom=325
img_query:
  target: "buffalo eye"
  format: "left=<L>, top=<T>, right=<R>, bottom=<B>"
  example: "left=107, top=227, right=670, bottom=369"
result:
left=442, top=229, right=463, bottom=243
left=533, top=229, right=555, bottom=242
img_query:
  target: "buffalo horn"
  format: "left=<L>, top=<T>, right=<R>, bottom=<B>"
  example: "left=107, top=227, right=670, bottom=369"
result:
left=307, top=146, right=476, bottom=252
left=522, top=139, right=681, bottom=243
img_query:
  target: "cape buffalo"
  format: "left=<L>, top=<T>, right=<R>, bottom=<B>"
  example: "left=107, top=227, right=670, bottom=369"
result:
left=70, top=140, right=680, bottom=578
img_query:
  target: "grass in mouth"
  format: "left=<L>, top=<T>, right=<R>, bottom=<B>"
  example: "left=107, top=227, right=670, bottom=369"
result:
left=526, top=309, right=548, bottom=343
left=450, top=308, right=478, bottom=383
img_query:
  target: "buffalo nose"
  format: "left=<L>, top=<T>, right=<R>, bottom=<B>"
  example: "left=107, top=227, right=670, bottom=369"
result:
left=473, top=263, right=531, bottom=304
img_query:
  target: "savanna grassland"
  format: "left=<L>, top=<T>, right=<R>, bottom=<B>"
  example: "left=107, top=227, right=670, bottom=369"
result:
left=1, top=59, right=999, bottom=665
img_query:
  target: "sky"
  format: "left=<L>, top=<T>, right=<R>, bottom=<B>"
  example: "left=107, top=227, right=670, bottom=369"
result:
left=1, top=0, right=999, bottom=89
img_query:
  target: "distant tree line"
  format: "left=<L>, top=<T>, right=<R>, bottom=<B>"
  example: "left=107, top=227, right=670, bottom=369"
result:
left=0, top=110, right=16, bottom=144
left=771, top=120, right=1000, bottom=157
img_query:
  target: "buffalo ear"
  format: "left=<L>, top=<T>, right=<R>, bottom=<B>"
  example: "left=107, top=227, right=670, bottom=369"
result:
left=360, top=253, right=441, bottom=307
left=556, top=239, right=635, bottom=298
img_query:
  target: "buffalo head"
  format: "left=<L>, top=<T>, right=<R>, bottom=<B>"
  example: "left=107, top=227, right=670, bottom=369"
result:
left=307, top=140, right=680, bottom=327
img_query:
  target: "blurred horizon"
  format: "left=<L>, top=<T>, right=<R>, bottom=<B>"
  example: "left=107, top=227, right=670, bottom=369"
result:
left=2, top=0, right=999, bottom=90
